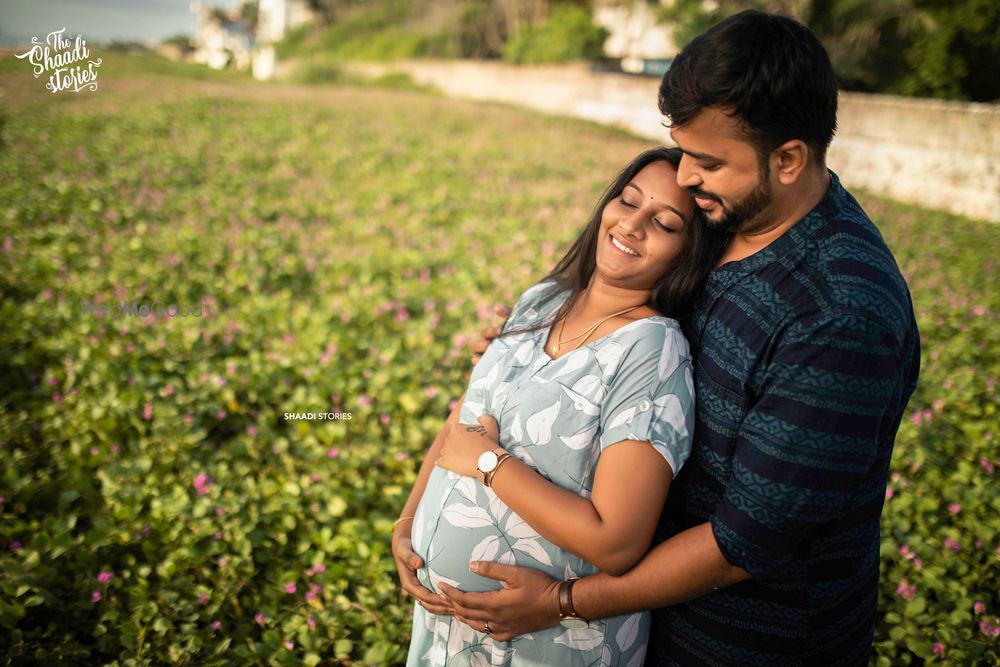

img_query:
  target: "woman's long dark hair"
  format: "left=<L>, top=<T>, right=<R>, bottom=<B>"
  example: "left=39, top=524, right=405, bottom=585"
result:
left=498, top=147, right=729, bottom=341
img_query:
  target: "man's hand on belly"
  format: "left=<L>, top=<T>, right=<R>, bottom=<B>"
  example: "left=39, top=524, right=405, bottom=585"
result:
left=438, top=561, right=562, bottom=641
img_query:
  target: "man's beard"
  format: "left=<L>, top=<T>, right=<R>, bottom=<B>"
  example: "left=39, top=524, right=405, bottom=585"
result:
left=689, top=165, right=773, bottom=233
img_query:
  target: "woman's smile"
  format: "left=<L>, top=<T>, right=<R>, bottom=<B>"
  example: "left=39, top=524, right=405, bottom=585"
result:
left=609, top=233, right=641, bottom=258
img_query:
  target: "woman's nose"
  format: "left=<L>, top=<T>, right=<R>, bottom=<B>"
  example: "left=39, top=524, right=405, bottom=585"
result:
left=618, top=209, right=647, bottom=238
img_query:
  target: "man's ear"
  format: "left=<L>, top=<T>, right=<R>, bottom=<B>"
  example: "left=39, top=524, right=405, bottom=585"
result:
left=772, top=139, right=809, bottom=185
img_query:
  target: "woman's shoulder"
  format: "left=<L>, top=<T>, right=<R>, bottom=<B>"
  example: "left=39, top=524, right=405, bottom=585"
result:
left=614, top=315, right=692, bottom=367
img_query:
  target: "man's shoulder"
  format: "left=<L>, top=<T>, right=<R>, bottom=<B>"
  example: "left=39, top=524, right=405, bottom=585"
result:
left=796, top=180, right=915, bottom=339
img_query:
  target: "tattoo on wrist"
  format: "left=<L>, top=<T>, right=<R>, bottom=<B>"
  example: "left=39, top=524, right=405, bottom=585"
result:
left=464, top=425, right=487, bottom=437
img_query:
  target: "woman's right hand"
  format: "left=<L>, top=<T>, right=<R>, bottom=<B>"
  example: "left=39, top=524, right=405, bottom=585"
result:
left=392, top=520, right=456, bottom=616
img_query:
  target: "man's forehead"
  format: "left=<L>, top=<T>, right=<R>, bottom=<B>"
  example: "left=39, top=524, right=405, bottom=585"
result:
left=669, top=107, right=750, bottom=153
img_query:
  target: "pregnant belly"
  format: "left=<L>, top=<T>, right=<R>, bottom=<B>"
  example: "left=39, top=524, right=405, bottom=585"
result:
left=411, top=467, right=579, bottom=594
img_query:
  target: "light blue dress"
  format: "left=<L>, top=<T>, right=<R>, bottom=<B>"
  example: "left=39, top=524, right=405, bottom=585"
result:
left=406, top=278, right=696, bottom=667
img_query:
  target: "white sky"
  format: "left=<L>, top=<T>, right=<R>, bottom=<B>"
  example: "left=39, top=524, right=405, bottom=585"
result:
left=0, top=0, right=241, bottom=46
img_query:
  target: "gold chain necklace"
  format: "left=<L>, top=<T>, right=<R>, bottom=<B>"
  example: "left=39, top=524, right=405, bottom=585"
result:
left=552, top=299, right=644, bottom=355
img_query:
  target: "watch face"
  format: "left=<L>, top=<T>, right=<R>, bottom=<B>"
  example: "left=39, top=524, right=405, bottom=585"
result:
left=477, top=451, right=499, bottom=472
left=559, top=617, right=589, bottom=629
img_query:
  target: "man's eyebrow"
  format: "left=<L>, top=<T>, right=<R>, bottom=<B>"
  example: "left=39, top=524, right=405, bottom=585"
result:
left=624, top=182, right=686, bottom=220
left=678, top=147, right=724, bottom=162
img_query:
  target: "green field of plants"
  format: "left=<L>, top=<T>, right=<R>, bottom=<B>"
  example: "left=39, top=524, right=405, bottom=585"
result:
left=0, top=53, right=997, bottom=665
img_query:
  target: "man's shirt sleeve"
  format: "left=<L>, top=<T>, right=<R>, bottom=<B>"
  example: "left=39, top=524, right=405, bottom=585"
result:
left=710, top=308, right=906, bottom=577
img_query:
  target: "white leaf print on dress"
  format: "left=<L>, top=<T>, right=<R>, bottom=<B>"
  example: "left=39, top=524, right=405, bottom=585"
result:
left=657, top=332, right=682, bottom=382
left=571, top=373, right=606, bottom=404
left=601, top=645, right=613, bottom=667
left=462, top=400, right=485, bottom=422
left=422, top=642, right=447, bottom=666
left=470, top=535, right=502, bottom=562
left=511, top=445, right=537, bottom=469
left=497, top=550, right=517, bottom=566
left=549, top=349, right=589, bottom=378
left=427, top=569, right=463, bottom=596
left=559, top=420, right=599, bottom=450
left=442, top=503, right=494, bottom=529
left=553, top=626, right=605, bottom=651
left=448, top=616, right=477, bottom=656
left=652, top=393, right=688, bottom=438
left=525, top=398, right=561, bottom=445
left=513, top=538, right=553, bottom=566
left=455, top=477, right=479, bottom=504
left=513, top=340, right=535, bottom=366
left=509, top=412, right=523, bottom=442
left=595, top=342, right=625, bottom=381
left=559, top=384, right=601, bottom=416
left=616, top=613, right=640, bottom=651
left=486, top=488, right=509, bottom=524
left=607, top=405, right=638, bottom=430
left=505, top=513, right=538, bottom=539
left=470, top=361, right=501, bottom=393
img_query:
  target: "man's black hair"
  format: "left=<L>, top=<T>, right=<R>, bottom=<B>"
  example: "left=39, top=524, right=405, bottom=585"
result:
left=659, top=9, right=838, bottom=164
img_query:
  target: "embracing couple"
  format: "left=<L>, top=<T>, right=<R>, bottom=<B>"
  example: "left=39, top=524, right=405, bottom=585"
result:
left=392, top=9, right=921, bottom=667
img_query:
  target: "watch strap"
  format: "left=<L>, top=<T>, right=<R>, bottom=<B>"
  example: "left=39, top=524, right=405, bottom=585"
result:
left=558, top=577, right=587, bottom=622
left=484, top=452, right=512, bottom=488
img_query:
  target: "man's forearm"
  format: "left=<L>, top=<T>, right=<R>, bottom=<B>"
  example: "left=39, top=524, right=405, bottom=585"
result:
left=571, top=521, right=751, bottom=620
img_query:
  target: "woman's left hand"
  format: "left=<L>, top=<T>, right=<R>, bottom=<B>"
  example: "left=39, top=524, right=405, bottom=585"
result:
left=436, top=414, right=501, bottom=478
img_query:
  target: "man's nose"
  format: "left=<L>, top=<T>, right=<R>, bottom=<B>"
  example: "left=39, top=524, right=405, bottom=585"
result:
left=677, top=156, right=700, bottom=188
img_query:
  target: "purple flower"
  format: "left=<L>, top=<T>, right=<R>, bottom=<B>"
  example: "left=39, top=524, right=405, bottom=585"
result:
left=9, top=541, right=22, bottom=552
left=198, top=592, right=209, bottom=604
left=284, top=640, right=294, bottom=650
left=211, top=620, right=221, bottom=630
left=254, top=612, right=267, bottom=625
left=193, top=473, right=214, bottom=495
left=357, top=395, right=372, bottom=408
left=947, top=503, right=961, bottom=515
left=944, top=538, right=961, bottom=552
left=91, top=591, right=102, bottom=602
left=284, top=582, right=297, bottom=594
left=143, top=403, right=153, bottom=420
left=896, top=579, right=916, bottom=600
left=246, top=426, right=257, bottom=437
left=97, top=571, right=113, bottom=584
left=932, top=643, right=944, bottom=655
left=327, top=448, right=340, bottom=459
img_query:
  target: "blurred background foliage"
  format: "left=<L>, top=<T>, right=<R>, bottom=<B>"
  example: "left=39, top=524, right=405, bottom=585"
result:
left=273, top=0, right=998, bottom=101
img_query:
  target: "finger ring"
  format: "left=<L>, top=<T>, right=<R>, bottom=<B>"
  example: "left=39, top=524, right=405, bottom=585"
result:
left=483, top=621, right=492, bottom=635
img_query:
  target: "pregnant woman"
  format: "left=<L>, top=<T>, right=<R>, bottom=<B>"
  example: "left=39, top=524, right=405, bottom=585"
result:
left=393, top=147, right=727, bottom=666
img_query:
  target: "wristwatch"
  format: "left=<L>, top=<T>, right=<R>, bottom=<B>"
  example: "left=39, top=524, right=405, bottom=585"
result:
left=476, top=447, right=512, bottom=487
left=558, top=577, right=589, bottom=629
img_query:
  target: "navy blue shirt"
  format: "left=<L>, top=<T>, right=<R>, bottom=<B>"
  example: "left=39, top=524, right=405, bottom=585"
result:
left=647, top=172, right=921, bottom=666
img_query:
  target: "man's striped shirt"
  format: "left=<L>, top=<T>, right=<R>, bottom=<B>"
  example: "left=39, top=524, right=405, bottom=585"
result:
left=647, top=171, right=921, bottom=666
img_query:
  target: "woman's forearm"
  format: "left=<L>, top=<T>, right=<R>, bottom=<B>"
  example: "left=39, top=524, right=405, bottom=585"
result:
left=487, top=456, right=638, bottom=575
left=398, top=391, right=466, bottom=520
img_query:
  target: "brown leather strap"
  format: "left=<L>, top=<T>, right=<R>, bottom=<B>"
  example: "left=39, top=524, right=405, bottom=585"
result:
left=559, top=577, right=582, bottom=618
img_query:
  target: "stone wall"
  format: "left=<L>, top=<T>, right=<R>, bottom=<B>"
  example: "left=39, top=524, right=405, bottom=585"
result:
left=347, top=60, right=1000, bottom=222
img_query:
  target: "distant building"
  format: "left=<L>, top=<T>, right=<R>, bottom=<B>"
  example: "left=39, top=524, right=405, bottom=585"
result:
left=253, top=0, right=317, bottom=80
left=593, top=0, right=678, bottom=76
left=190, top=2, right=255, bottom=71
